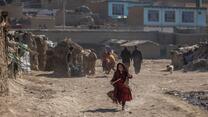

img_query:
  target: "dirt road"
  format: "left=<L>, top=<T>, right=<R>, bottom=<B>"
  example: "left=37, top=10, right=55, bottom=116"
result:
left=0, top=60, right=208, bottom=117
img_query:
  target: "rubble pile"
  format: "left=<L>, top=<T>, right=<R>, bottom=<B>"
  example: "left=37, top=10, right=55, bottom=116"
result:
left=62, top=5, right=97, bottom=27
left=165, top=90, right=208, bottom=110
left=170, top=42, right=208, bottom=71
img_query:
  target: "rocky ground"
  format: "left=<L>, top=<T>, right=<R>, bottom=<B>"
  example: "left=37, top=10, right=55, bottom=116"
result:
left=0, top=59, right=208, bottom=117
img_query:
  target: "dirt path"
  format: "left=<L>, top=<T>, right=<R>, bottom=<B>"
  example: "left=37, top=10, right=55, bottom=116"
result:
left=0, top=60, right=208, bottom=117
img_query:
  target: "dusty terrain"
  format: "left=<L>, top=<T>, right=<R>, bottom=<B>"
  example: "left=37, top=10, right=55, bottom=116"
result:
left=0, top=60, right=208, bottom=117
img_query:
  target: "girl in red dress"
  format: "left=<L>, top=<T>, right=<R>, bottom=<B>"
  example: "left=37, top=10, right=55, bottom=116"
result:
left=111, top=63, right=133, bottom=110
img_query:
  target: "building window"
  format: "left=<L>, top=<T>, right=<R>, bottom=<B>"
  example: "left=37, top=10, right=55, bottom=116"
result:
left=112, top=4, right=124, bottom=16
left=182, top=11, right=194, bottom=23
left=148, top=10, right=159, bottom=22
left=165, top=11, right=175, bottom=22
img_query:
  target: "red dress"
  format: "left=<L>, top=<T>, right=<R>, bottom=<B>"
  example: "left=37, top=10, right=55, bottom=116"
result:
left=111, top=71, right=132, bottom=103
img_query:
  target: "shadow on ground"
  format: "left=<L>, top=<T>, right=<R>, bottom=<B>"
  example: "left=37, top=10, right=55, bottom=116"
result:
left=93, top=75, right=108, bottom=78
left=82, top=108, right=119, bottom=113
left=36, top=73, right=84, bottom=79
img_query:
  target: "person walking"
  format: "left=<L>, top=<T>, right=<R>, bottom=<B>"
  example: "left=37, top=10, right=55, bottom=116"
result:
left=105, top=52, right=116, bottom=74
left=120, top=47, right=131, bottom=70
left=110, top=63, right=133, bottom=110
left=132, top=46, right=143, bottom=74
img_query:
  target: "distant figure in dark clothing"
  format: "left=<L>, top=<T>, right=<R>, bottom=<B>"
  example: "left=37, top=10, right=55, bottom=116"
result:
left=120, top=47, right=131, bottom=70
left=132, top=46, right=143, bottom=74
left=101, top=49, right=108, bottom=73
left=183, top=50, right=193, bottom=65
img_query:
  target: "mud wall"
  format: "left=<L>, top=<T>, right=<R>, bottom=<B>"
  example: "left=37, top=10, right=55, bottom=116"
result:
left=24, top=30, right=208, bottom=46
left=27, top=30, right=159, bottom=44
left=0, top=28, right=8, bottom=96
left=21, top=29, right=208, bottom=58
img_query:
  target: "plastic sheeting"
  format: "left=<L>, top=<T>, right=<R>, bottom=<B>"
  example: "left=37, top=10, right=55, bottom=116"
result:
left=20, top=45, right=31, bottom=73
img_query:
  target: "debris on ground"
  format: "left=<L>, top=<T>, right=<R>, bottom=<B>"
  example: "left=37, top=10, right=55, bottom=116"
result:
left=165, top=90, right=208, bottom=110
left=170, top=42, right=208, bottom=71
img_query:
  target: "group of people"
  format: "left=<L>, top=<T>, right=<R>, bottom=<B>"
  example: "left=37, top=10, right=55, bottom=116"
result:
left=101, top=46, right=143, bottom=75
left=120, top=46, right=143, bottom=74
left=106, top=46, right=143, bottom=111
left=101, top=50, right=117, bottom=74
left=82, top=46, right=143, bottom=110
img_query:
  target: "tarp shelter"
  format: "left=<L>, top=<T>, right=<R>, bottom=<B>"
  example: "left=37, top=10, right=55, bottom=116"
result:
left=102, top=39, right=128, bottom=54
left=121, top=40, right=160, bottom=59
left=103, top=39, right=128, bottom=46
left=52, top=38, right=84, bottom=77
left=20, top=50, right=31, bottom=73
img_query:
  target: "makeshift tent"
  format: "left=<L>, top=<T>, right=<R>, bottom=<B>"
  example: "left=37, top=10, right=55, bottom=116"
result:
left=52, top=38, right=84, bottom=77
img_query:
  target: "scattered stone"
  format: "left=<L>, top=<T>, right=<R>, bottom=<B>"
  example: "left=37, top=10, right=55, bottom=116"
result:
left=165, top=90, right=208, bottom=110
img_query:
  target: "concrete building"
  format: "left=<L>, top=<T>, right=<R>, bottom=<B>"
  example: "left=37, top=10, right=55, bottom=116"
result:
left=21, top=0, right=42, bottom=8
left=127, top=6, right=144, bottom=26
left=108, top=0, right=151, bottom=19
left=143, top=6, right=207, bottom=27
left=107, top=0, right=207, bottom=27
